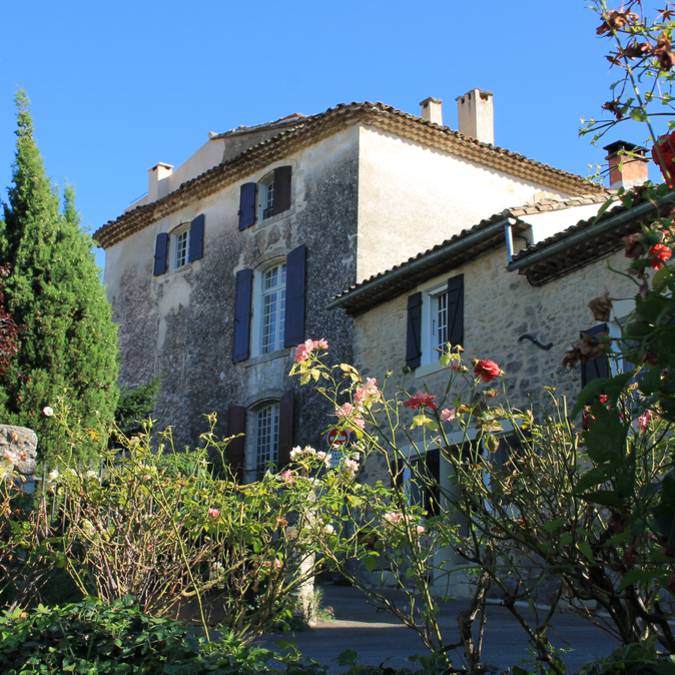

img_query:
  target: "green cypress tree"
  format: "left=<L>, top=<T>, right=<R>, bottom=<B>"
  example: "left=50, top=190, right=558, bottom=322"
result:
left=0, top=91, right=119, bottom=465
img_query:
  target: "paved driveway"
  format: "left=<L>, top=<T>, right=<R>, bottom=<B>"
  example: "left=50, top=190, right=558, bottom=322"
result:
left=261, top=585, right=617, bottom=672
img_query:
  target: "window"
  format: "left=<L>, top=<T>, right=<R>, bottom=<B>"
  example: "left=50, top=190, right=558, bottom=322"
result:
left=257, top=172, right=275, bottom=222
left=253, top=402, right=279, bottom=479
left=408, top=275, right=463, bottom=370
left=421, top=285, right=454, bottom=366
left=259, top=263, right=287, bottom=355
left=172, top=227, right=189, bottom=270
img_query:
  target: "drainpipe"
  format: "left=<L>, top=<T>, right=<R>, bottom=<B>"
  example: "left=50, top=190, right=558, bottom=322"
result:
left=504, top=217, right=518, bottom=263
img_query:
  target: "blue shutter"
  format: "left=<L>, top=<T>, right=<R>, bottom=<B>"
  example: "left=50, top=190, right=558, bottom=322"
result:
left=153, top=233, right=169, bottom=276
left=232, top=269, right=253, bottom=363
left=277, top=391, right=295, bottom=469
left=272, top=166, right=292, bottom=215
left=188, top=214, right=205, bottom=262
left=406, top=292, right=423, bottom=369
left=447, top=274, right=464, bottom=348
left=227, top=405, right=246, bottom=481
left=238, top=183, right=257, bottom=230
left=284, top=245, right=307, bottom=347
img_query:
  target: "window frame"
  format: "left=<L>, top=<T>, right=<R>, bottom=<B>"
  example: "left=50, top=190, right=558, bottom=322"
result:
left=251, top=260, right=287, bottom=357
left=420, top=283, right=449, bottom=366
left=245, top=400, right=280, bottom=482
left=170, top=223, right=190, bottom=271
left=257, top=172, right=276, bottom=223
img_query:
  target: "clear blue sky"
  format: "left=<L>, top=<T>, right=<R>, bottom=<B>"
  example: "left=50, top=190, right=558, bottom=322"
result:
left=0, top=1, right=663, bottom=269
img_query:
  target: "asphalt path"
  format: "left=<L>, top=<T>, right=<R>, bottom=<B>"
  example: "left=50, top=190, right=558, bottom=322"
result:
left=260, top=585, right=617, bottom=673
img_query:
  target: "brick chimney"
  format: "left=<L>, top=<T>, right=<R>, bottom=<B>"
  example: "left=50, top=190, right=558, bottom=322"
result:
left=419, top=97, right=443, bottom=126
left=148, top=162, right=174, bottom=201
left=604, top=141, right=648, bottom=189
left=456, top=88, right=494, bottom=145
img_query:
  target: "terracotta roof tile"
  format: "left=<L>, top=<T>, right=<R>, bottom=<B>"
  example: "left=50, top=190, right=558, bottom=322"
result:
left=329, top=193, right=610, bottom=314
left=94, top=102, right=604, bottom=248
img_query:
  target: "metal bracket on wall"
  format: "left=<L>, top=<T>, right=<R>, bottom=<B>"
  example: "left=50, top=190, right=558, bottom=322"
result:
left=517, top=333, right=553, bottom=351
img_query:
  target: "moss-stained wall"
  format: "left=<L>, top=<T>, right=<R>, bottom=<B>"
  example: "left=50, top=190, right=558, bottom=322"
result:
left=104, top=127, right=360, bottom=448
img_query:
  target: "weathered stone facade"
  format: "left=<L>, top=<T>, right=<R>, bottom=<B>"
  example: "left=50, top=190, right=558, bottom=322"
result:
left=98, top=101, right=598, bottom=466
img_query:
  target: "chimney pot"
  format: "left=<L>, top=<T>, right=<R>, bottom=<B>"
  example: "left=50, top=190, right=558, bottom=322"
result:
left=419, top=97, right=443, bottom=126
left=603, top=140, right=648, bottom=190
left=148, top=162, right=174, bottom=201
left=456, top=88, right=494, bottom=145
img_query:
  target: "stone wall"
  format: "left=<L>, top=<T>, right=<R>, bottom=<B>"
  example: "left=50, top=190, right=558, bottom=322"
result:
left=353, top=246, right=635, bottom=418
left=104, top=127, right=361, bottom=449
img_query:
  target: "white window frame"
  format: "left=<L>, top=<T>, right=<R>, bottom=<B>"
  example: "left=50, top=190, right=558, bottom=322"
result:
left=251, top=261, right=287, bottom=357
left=171, top=224, right=190, bottom=271
left=420, top=283, right=449, bottom=366
left=257, top=172, right=275, bottom=222
left=608, top=298, right=636, bottom=376
left=245, top=401, right=280, bottom=482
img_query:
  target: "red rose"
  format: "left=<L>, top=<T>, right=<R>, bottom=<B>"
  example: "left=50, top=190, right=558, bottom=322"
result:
left=403, top=391, right=438, bottom=411
left=474, top=359, right=503, bottom=383
left=648, top=243, right=672, bottom=270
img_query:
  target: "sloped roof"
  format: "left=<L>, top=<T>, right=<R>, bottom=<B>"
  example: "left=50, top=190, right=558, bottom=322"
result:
left=328, top=194, right=611, bottom=315
left=94, top=102, right=604, bottom=249
left=508, top=185, right=675, bottom=285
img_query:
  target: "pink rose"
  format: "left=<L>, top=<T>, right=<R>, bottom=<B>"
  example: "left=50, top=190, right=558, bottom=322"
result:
left=208, top=507, right=220, bottom=519
left=440, top=407, right=456, bottom=422
left=279, top=469, right=294, bottom=484
left=637, top=410, right=652, bottom=433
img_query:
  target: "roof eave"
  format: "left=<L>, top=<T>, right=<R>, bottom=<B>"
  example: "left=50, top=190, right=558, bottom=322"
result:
left=329, top=217, right=512, bottom=315
left=507, top=190, right=675, bottom=281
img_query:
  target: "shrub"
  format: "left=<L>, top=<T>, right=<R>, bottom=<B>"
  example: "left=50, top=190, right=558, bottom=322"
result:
left=0, top=597, right=308, bottom=674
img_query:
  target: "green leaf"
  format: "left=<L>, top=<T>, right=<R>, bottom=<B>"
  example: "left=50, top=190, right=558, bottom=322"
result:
left=571, top=372, right=633, bottom=418
left=581, top=490, right=623, bottom=508
left=652, top=265, right=673, bottom=293
left=583, top=406, right=628, bottom=465
left=620, top=567, right=657, bottom=590
left=630, top=107, right=648, bottom=122
left=576, top=466, right=611, bottom=493
left=559, top=532, right=573, bottom=546
left=542, top=518, right=565, bottom=533
left=578, top=540, right=595, bottom=564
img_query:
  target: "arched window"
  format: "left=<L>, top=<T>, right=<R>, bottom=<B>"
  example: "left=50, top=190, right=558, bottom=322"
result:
left=171, top=223, right=190, bottom=270
left=246, top=401, right=280, bottom=481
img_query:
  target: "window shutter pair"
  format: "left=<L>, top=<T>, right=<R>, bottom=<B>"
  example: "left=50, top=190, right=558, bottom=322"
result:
left=580, top=324, right=610, bottom=388
left=153, top=213, right=205, bottom=276
left=405, top=274, right=464, bottom=370
left=232, top=245, right=307, bottom=363
left=238, top=166, right=292, bottom=230
left=226, top=390, right=295, bottom=480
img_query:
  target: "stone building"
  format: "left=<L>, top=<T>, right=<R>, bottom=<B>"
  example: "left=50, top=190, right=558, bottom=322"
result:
left=329, top=159, right=673, bottom=594
left=94, top=91, right=602, bottom=480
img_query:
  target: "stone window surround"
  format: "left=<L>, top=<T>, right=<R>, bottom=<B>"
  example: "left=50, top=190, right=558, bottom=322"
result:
left=249, top=160, right=297, bottom=230
left=250, top=254, right=289, bottom=360
left=170, top=222, right=191, bottom=271
left=413, top=279, right=453, bottom=379
left=257, top=171, right=276, bottom=223
left=244, top=396, right=282, bottom=483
